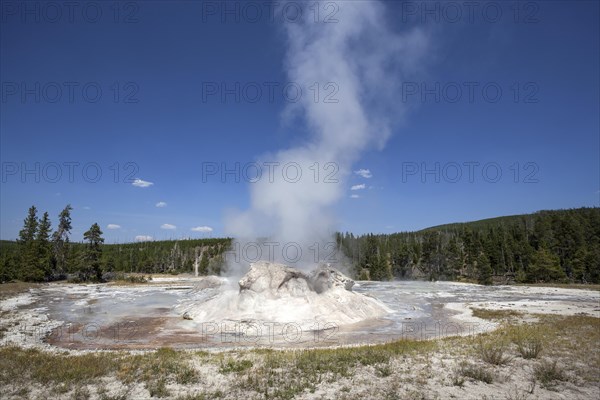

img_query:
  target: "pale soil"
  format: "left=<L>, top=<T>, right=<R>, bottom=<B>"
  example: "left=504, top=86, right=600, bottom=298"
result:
left=0, top=281, right=598, bottom=399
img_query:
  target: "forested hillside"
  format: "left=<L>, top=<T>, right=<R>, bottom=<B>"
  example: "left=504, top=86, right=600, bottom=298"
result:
left=1, top=206, right=598, bottom=284
left=0, top=204, right=231, bottom=282
left=0, top=238, right=231, bottom=283
left=338, top=208, right=600, bottom=284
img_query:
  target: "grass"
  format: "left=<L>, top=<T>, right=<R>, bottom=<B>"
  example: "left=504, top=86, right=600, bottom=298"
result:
left=0, top=347, right=118, bottom=387
left=238, top=340, right=435, bottom=399
left=0, top=346, right=198, bottom=398
left=471, top=308, right=523, bottom=320
left=219, top=358, right=253, bottom=374
left=533, top=360, right=567, bottom=388
left=476, top=337, right=512, bottom=365
left=117, top=347, right=199, bottom=391
left=108, top=273, right=151, bottom=285
left=455, top=361, right=494, bottom=384
left=0, top=281, right=41, bottom=300
left=504, top=385, right=532, bottom=400
left=514, top=283, right=600, bottom=291
left=511, top=325, right=544, bottom=359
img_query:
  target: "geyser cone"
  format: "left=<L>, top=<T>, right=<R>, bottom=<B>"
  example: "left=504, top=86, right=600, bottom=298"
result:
left=180, top=262, right=389, bottom=331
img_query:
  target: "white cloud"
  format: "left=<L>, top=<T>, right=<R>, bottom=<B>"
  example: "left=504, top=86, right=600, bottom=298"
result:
left=155, top=201, right=167, bottom=208
left=132, top=178, right=154, bottom=188
left=107, top=224, right=121, bottom=230
left=354, top=169, right=372, bottom=179
left=350, top=194, right=360, bottom=199
left=351, top=184, right=366, bottom=191
left=161, top=223, right=176, bottom=230
left=191, top=226, right=213, bottom=233
left=135, top=235, right=153, bottom=242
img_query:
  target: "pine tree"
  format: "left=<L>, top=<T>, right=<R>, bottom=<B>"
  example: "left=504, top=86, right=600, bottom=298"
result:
left=0, top=247, right=18, bottom=282
left=81, top=223, right=104, bottom=282
left=199, top=251, right=209, bottom=275
left=476, top=252, right=493, bottom=285
left=527, top=247, right=567, bottom=283
left=18, top=206, right=40, bottom=280
left=362, top=235, right=385, bottom=280
left=36, top=212, right=53, bottom=280
left=52, top=204, right=73, bottom=275
left=445, top=236, right=464, bottom=279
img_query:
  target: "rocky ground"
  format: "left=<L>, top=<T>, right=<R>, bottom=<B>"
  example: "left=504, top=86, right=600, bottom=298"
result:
left=0, top=268, right=598, bottom=400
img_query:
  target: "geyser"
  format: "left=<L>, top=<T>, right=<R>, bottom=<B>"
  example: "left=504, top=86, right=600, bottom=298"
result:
left=180, top=262, right=389, bottom=331
left=224, top=0, right=430, bottom=270
left=210, top=0, right=430, bottom=331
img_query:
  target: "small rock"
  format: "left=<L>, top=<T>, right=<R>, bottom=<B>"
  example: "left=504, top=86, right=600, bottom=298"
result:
left=182, top=312, right=193, bottom=320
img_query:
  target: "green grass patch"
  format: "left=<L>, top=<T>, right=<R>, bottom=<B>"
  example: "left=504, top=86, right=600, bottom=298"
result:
left=471, top=308, right=523, bottom=320
left=0, top=346, right=118, bottom=389
left=219, top=358, right=253, bottom=374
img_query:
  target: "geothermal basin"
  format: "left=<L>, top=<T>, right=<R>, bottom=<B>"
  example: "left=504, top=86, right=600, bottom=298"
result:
left=1, top=262, right=598, bottom=351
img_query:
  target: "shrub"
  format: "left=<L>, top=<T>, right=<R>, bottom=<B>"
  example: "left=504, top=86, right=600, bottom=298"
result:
left=219, top=358, right=253, bottom=374
left=457, top=361, right=494, bottom=384
left=533, top=360, right=566, bottom=388
left=512, top=326, right=543, bottom=359
left=477, top=338, right=512, bottom=365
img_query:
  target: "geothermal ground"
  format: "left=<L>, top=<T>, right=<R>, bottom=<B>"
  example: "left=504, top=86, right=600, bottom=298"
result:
left=1, top=263, right=598, bottom=351
left=0, top=265, right=599, bottom=399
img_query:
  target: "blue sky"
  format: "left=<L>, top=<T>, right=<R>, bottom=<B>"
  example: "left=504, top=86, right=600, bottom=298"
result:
left=1, top=0, right=598, bottom=242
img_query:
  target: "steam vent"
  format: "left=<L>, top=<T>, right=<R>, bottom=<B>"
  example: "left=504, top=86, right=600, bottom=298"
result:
left=183, top=262, right=389, bottom=330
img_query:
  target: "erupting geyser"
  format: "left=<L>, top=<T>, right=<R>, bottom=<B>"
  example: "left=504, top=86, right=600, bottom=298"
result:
left=208, top=0, right=428, bottom=334
left=179, top=262, right=389, bottom=331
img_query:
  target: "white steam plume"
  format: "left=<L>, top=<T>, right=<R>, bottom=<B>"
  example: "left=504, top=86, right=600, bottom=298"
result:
left=224, top=1, right=429, bottom=272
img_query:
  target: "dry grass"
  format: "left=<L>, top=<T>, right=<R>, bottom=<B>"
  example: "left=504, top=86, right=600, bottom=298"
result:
left=514, top=283, right=600, bottom=291
left=476, top=337, right=513, bottom=365
left=511, top=325, right=544, bottom=359
left=471, top=308, right=523, bottom=320
left=0, top=281, right=41, bottom=300
left=455, top=361, right=494, bottom=384
left=533, top=359, right=567, bottom=388
left=106, top=273, right=151, bottom=285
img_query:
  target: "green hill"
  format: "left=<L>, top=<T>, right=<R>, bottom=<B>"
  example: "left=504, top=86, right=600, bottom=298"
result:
left=338, top=207, right=600, bottom=284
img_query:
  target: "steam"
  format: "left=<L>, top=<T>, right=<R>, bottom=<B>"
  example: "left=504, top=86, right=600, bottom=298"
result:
left=224, top=0, right=429, bottom=272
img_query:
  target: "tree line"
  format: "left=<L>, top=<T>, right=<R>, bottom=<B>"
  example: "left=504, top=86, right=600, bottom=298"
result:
left=0, top=204, right=231, bottom=283
left=337, top=207, right=600, bottom=284
left=1, top=206, right=598, bottom=284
